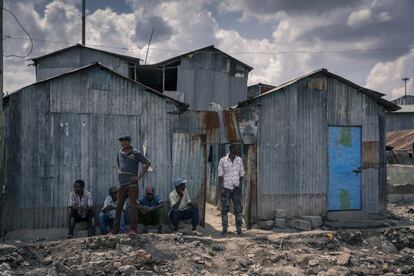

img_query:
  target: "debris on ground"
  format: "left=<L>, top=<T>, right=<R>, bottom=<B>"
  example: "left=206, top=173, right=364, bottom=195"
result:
left=0, top=203, right=414, bottom=275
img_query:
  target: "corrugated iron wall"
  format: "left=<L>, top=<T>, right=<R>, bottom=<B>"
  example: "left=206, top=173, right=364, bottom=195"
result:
left=36, top=47, right=132, bottom=81
left=4, top=68, right=179, bottom=230
left=385, top=113, right=414, bottom=131
left=177, top=53, right=248, bottom=110
left=253, top=74, right=386, bottom=220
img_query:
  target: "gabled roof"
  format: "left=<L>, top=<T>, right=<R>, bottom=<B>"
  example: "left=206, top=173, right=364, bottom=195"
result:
left=237, top=68, right=400, bottom=111
left=152, top=45, right=253, bottom=71
left=29, top=44, right=142, bottom=64
left=5, top=62, right=188, bottom=111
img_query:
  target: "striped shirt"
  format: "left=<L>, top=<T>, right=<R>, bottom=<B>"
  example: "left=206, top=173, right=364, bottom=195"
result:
left=69, top=191, right=93, bottom=208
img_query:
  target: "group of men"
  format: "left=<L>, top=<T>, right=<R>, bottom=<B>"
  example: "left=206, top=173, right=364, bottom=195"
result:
left=67, top=135, right=244, bottom=237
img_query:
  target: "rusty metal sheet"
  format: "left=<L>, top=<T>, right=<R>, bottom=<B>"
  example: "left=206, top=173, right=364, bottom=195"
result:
left=223, top=110, right=240, bottom=143
left=203, top=111, right=220, bottom=130
left=362, top=141, right=380, bottom=169
left=386, top=129, right=414, bottom=152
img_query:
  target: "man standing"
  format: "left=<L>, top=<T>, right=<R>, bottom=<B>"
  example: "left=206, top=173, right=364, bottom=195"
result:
left=169, top=177, right=199, bottom=234
left=112, top=135, right=151, bottom=234
left=218, top=144, right=244, bottom=235
left=99, top=186, right=127, bottom=234
left=68, top=180, right=95, bottom=238
left=137, top=186, right=165, bottom=233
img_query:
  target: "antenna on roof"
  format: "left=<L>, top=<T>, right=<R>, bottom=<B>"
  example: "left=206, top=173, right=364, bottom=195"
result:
left=144, top=27, right=154, bottom=65
left=402, top=77, right=410, bottom=97
left=82, top=0, right=86, bottom=45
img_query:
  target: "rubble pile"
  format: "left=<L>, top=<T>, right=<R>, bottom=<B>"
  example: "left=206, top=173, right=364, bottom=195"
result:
left=0, top=226, right=413, bottom=275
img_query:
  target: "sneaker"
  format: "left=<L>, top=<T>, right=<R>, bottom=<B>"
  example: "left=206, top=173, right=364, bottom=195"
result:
left=192, top=230, right=202, bottom=236
left=128, top=229, right=137, bottom=235
left=237, top=229, right=242, bottom=236
left=221, top=229, right=228, bottom=236
left=66, top=234, right=74, bottom=239
left=157, top=226, right=162, bottom=234
left=142, top=227, right=148, bottom=234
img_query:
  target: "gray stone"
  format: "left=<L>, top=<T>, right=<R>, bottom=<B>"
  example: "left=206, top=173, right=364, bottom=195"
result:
left=261, top=265, right=304, bottom=276
left=289, top=218, right=312, bottom=231
left=324, top=266, right=350, bottom=276
left=258, top=220, right=274, bottom=230
left=337, top=253, right=351, bottom=265
left=116, top=243, right=134, bottom=253
left=0, top=263, right=11, bottom=272
left=274, top=209, right=286, bottom=218
left=381, top=240, right=398, bottom=254
left=119, top=265, right=138, bottom=275
left=274, top=218, right=286, bottom=229
left=301, top=216, right=323, bottom=228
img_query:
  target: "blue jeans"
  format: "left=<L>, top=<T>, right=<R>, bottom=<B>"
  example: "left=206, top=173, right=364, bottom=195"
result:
left=99, top=211, right=126, bottom=234
left=169, top=205, right=199, bottom=230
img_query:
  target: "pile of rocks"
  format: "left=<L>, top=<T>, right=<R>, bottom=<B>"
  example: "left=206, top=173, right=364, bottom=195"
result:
left=256, top=209, right=323, bottom=231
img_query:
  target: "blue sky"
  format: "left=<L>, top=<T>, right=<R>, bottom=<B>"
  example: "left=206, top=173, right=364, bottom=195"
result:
left=3, top=0, right=414, bottom=99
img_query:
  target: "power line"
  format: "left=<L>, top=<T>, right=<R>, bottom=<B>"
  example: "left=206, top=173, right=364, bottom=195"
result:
left=2, top=35, right=414, bottom=56
left=2, top=8, right=33, bottom=58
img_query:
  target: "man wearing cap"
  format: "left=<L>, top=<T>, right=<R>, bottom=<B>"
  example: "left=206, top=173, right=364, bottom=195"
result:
left=112, top=135, right=151, bottom=234
left=137, top=186, right=165, bottom=233
left=218, top=144, right=245, bottom=235
left=99, top=186, right=127, bottom=234
left=169, top=177, right=200, bottom=233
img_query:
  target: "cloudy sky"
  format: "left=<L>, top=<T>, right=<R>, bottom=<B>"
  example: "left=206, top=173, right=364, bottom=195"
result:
left=3, top=0, right=414, bottom=99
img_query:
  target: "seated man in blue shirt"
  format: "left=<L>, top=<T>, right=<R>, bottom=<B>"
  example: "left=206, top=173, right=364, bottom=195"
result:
left=99, top=186, right=127, bottom=234
left=137, top=186, right=165, bottom=233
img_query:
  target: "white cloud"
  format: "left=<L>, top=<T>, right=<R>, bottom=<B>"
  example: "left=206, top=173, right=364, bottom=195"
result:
left=3, top=0, right=413, bottom=101
left=366, top=49, right=414, bottom=99
left=347, top=9, right=372, bottom=27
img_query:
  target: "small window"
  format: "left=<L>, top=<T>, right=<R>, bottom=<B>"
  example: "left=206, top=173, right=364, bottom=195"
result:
left=128, top=62, right=138, bottom=81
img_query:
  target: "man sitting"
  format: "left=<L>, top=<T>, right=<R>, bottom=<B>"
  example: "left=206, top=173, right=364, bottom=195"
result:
left=137, top=186, right=165, bottom=233
left=169, top=177, right=200, bottom=234
left=99, top=186, right=127, bottom=234
left=68, top=180, right=95, bottom=238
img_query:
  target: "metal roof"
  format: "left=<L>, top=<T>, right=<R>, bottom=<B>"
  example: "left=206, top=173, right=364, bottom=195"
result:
left=29, top=44, right=142, bottom=63
left=386, top=129, right=414, bottom=152
left=237, top=68, right=400, bottom=111
left=5, top=62, right=189, bottom=111
left=152, top=45, right=254, bottom=71
left=391, top=105, right=414, bottom=113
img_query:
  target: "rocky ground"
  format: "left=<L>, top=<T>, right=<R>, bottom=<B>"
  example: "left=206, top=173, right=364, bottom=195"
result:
left=0, top=203, right=414, bottom=276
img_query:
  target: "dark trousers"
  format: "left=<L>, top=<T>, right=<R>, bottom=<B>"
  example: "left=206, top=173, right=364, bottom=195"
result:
left=68, top=209, right=95, bottom=236
left=113, top=184, right=138, bottom=233
left=138, top=207, right=165, bottom=226
left=221, top=188, right=242, bottom=232
left=169, top=205, right=199, bottom=230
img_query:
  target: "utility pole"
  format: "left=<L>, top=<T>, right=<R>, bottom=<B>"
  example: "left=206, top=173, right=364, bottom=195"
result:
left=82, top=0, right=86, bottom=45
left=0, top=0, right=5, bottom=237
left=144, top=28, right=154, bottom=65
left=402, top=77, right=410, bottom=97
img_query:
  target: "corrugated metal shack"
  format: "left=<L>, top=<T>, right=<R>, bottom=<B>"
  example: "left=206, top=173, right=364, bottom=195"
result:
left=30, top=44, right=142, bottom=82
left=386, top=105, right=414, bottom=131
left=2, top=63, right=199, bottom=230
left=236, top=69, right=399, bottom=222
left=136, top=45, right=253, bottom=110
left=247, top=83, right=275, bottom=98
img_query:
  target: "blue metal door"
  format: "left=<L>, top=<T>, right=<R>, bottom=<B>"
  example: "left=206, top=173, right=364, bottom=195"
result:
left=328, top=126, right=362, bottom=211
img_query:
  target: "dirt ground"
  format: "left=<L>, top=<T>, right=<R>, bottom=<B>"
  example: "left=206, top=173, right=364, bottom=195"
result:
left=1, top=203, right=414, bottom=275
